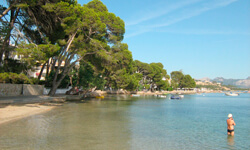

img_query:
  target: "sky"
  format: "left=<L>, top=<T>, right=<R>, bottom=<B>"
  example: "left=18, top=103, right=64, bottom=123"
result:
left=1, top=0, right=249, bottom=79
left=78, top=0, right=250, bottom=79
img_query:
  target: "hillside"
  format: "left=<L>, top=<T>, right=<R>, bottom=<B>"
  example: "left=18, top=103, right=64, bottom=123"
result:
left=198, top=77, right=250, bottom=88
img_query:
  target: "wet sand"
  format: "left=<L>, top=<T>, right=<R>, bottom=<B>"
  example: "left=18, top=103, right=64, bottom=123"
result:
left=0, top=104, right=55, bottom=125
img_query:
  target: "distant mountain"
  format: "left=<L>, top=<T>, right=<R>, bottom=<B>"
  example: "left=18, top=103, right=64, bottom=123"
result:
left=198, top=77, right=211, bottom=81
left=212, top=77, right=250, bottom=88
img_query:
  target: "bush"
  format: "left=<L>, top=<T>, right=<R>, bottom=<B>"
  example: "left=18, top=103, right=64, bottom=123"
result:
left=0, top=72, right=9, bottom=83
left=166, top=87, right=173, bottom=91
left=0, top=72, right=32, bottom=84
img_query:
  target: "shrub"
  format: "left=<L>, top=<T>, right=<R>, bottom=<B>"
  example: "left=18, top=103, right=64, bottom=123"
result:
left=0, top=72, right=32, bottom=84
left=0, top=72, right=9, bottom=83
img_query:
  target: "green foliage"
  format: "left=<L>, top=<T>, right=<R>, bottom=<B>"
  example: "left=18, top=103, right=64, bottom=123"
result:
left=85, top=42, right=136, bottom=90
left=0, top=73, right=9, bottom=83
left=171, top=71, right=196, bottom=89
left=133, top=60, right=170, bottom=91
left=166, top=87, right=173, bottom=91
left=126, top=74, right=141, bottom=91
left=0, top=58, right=30, bottom=74
left=170, top=71, right=184, bottom=89
left=85, top=0, right=125, bottom=42
left=179, top=74, right=196, bottom=88
left=86, top=0, right=108, bottom=12
left=45, top=71, right=70, bottom=88
left=78, top=61, right=106, bottom=90
left=144, top=84, right=151, bottom=90
left=41, top=0, right=126, bottom=95
left=109, top=69, right=141, bottom=91
left=16, top=42, right=60, bottom=66
left=0, top=72, right=31, bottom=84
left=149, top=63, right=168, bottom=90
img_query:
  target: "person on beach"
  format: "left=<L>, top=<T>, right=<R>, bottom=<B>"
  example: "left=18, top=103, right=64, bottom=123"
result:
left=227, top=114, right=236, bottom=136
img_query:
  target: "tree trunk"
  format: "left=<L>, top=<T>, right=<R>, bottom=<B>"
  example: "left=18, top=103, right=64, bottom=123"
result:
left=48, top=30, right=79, bottom=96
left=1, top=7, right=20, bottom=70
left=48, top=82, right=58, bottom=96
left=36, top=63, right=46, bottom=84
left=45, top=59, right=50, bottom=82
left=48, top=58, right=81, bottom=96
left=0, top=51, right=4, bottom=66
left=48, top=67, right=69, bottom=96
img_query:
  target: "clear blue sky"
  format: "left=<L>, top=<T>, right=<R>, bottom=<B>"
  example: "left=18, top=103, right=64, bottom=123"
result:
left=2, top=0, right=249, bottom=79
left=79, top=0, right=250, bottom=79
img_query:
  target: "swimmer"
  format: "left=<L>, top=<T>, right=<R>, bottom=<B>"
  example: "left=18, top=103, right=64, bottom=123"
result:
left=227, top=114, right=236, bottom=136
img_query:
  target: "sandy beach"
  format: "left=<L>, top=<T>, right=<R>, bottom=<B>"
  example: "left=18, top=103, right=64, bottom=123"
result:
left=0, top=103, right=56, bottom=125
left=0, top=95, right=66, bottom=125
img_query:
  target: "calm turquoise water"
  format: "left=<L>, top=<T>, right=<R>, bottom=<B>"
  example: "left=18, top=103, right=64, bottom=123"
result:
left=0, top=93, right=249, bottom=150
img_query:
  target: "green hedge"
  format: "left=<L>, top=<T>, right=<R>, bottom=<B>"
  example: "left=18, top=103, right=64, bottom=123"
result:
left=0, top=72, right=32, bottom=84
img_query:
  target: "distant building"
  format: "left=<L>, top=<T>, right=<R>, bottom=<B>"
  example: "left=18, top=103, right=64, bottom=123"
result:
left=195, top=79, right=214, bottom=86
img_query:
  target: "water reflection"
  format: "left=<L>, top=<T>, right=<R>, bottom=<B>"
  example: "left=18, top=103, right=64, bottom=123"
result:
left=227, top=135, right=235, bottom=146
left=0, top=99, right=133, bottom=150
left=0, top=94, right=249, bottom=150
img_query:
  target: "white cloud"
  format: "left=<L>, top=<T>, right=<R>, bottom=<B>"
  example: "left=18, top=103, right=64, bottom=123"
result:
left=155, top=29, right=250, bottom=35
left=149, top=0, right=239, bottom=28
left=126, top=0, right=202, bottom=26
left=125, top=28, right=151, bottom=38
left=125, top=0, right=239, bottom=38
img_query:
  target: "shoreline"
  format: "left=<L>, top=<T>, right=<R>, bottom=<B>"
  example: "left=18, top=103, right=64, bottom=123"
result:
left=0, top=103, right=56, bottom=125
left=0, top=95, right=66, bottom=125
left=105, top=90, right=224, bottom=95
left=0, top=90, right=234, bottom=125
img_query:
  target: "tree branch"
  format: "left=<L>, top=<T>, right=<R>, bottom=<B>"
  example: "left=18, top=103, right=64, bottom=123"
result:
left=0, top=4, right=15, bottom=19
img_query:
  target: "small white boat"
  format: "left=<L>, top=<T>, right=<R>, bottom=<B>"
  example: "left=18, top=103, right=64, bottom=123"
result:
left=179, top=95, right=184, bottom=98
left=157, top=95, right=167, bottom=98
left=131, top=94, right=140, bottom=97
left=225, top=92, right=239, bottom=96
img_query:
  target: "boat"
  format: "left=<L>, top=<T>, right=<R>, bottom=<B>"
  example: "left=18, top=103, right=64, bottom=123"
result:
left=131, top=94, right=140, bottom=97
left=179, top=95, right=184, bottom=98
left=157, top=95, right=167, bottom=98
left=170, top=95, right=182, bottom=99
left=95, top=96, right=104, bottom=99
left=225, top=92, right=239, bottom=96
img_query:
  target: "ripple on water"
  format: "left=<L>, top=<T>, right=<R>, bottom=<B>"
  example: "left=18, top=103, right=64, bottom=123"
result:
left=0, top=94, right=249, bottom=150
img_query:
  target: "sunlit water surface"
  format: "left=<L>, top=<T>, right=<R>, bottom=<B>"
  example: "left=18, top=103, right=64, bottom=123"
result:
left=0, top=93, right=249, bottom=150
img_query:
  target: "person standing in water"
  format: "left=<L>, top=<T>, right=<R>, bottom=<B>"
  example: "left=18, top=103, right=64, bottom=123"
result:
left=227, top=114, right=236, bottom=136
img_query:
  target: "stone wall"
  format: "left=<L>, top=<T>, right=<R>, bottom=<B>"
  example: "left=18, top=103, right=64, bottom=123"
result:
left=0, top=84, right=44, bottom=96
left=0, top=84, right=22, bottom=96
left=23, top=84, right=44, bottom=96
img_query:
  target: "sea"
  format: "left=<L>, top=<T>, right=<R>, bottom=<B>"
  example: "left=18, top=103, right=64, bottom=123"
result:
left=0, top=93, right=249, bottom=150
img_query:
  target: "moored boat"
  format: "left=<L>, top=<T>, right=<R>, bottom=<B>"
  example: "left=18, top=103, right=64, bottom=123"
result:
left=95, top=96, right=104, bottom=99
left=170, top=95, right=181, bottom=99
left=225, top=92, right=239, bottom=96
left=179, top=95, right=184, bottom=98
left=157, top=95, right=167, bottom=98
left=131, top=94, right=140, bottom=97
